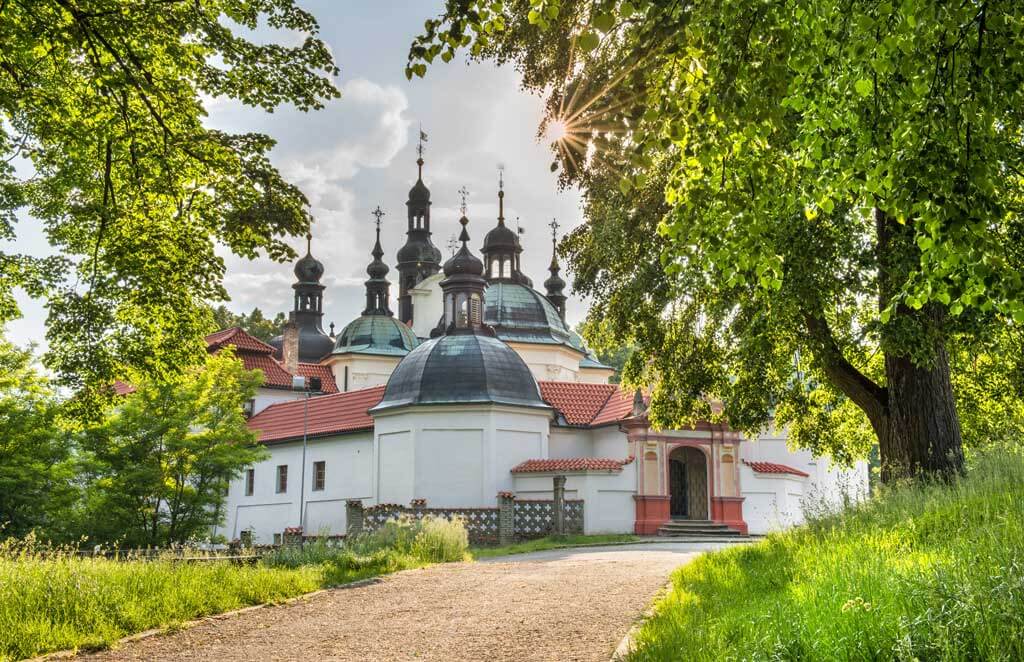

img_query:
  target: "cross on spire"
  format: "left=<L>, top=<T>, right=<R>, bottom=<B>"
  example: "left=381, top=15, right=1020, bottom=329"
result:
left=371, top=205, right=385, bottom=231
left=458, top=186, right=469, bottom=216
left=548, top=218, right=560, bottom=244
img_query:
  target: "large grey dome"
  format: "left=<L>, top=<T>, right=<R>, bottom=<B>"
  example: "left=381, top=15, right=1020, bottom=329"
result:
left=371, top=334, right=548, bottom=412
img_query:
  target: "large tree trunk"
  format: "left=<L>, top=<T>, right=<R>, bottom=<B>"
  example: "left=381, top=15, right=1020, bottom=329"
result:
left=883, top=338, right=964, bottom=481
left=876, top=209, right=965, bottom=481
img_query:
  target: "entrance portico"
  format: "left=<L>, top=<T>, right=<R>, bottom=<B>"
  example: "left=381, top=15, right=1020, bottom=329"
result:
left=626, top=413, right=748, bottom=535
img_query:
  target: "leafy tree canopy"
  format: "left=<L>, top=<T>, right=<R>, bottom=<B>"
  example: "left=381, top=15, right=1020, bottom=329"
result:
left=0, top=334, right=76, bottom=538
left=0, top=0, right=338, bottom=413
left=75, top=348, right=265, bottom=546
left=410, top=1, right=1024, bottom=479
left=211, top=305, right=286, bottom=343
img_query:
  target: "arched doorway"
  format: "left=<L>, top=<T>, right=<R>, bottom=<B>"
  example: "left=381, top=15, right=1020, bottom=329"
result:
left=669, top=447, right=709, bottom=520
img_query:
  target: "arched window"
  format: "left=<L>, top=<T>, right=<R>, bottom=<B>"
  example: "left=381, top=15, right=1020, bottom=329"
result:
left=456, top=293, right=469, bottom=327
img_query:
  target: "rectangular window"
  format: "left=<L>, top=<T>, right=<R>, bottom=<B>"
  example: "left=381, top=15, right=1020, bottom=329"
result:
left=273, top=533, right=282, bottom=546
left=242, top=398, right=255, bottom=418
left=313, top=461, right=326, bottom=491
left=276, top=464, right=288, bottom=493
left=245, top=469, right=254, bottom=496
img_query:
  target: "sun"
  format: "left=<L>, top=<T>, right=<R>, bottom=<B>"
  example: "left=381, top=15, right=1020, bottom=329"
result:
left=546, top=118, right=569, bottom=143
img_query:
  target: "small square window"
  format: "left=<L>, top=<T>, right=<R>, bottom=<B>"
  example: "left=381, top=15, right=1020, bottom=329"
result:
left=273, top=533, right=282, bottom=545
left=245, top=469, right=254, bottom=496
left=276, top=465, right=288, bottom=493
left=313, top=461, right=326, bottom=491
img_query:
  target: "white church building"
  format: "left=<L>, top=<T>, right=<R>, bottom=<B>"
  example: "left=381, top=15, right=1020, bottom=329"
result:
left=217, top=152, right=868, bottom=544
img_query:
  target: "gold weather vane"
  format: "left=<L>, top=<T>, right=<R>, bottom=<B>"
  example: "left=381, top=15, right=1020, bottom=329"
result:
left=458, top=186, right=469, bottom=216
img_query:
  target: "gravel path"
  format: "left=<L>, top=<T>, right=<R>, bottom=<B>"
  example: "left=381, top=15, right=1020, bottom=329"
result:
left=79, top=542, right=733, bottom=662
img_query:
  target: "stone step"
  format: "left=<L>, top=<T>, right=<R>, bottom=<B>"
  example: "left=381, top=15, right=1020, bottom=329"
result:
left=657, top=519, right=745, bottom=538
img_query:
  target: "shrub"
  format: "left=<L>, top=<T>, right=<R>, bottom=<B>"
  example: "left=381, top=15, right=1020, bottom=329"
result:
left=411, top=516, right=469, bottom=563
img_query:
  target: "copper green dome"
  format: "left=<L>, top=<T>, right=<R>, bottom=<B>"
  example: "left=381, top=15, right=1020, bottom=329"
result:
left=484, top=281, right=574, bottom=346
left=371, top=334, right=548, bottom=411
left=332, top=315, right=419, bottom=357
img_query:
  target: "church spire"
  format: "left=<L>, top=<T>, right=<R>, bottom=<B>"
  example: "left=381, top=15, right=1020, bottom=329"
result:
left=435, top=189, right=489, bottom=337
left=544, top=218, right=567, bottom=320
left=271, top=228, right=334, bottom=362
left=397, top=130, right=442, bottom=324
left=481, top=166, right=528, bottom=284
left=364, top=206, right=393, bottom=316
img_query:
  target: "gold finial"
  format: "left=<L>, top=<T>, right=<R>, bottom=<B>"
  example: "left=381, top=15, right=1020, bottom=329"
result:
left=306, top=231, right=312, bottom=254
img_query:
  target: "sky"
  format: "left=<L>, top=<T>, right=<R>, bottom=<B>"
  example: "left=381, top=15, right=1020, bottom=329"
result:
left=7, top=0, right=589, bottom=351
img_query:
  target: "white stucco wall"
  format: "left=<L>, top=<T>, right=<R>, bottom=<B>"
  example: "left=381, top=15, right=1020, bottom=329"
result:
left=739, top=428, right=870, bottom=534
left=221, top=431, right=374, bottom=544
left=324, top=354, right=402, bottom=392
left=372, top=404, right=551, bottom=508
left=512, top=464, right=636, bottom=534
left=251, top=387, right=304, bottom=417
left=408, top=274, right=445, bottom=338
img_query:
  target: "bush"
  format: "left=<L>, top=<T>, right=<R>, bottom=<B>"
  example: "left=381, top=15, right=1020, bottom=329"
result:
left=626, top=446, right=1024, bottom=661
left=411, top=516, right=469, bottom=563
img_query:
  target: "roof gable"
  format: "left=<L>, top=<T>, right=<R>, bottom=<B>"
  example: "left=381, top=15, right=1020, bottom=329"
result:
left=205, top=327, right=277, bottom=354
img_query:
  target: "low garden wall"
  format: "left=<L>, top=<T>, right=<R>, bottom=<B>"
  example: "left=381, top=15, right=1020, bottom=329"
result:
left=345, top=480, right=583, bottom=545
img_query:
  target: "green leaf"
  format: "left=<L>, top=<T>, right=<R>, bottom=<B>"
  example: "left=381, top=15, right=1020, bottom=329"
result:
left=594, top=13, right=615, bottom=32
left=855, top=78, right=873, bottom=97
left=579, top=31, right=600, bottom=51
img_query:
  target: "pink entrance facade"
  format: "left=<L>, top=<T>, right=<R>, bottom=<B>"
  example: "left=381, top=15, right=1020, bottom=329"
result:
left=623, top=415, right=749, bottom=535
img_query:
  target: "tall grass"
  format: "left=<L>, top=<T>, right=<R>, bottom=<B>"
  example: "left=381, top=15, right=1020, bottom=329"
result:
left=626, top=447, right=1024, bottom=661
left=0, top=542, right=322, bottom=661
left=0, top=516, right=470, bottom=661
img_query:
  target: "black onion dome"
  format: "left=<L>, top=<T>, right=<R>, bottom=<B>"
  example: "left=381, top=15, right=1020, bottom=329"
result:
left=544, top=268, right=566, bottom=293
left=367, top=237, right=389, bottom=279
left=294, top=251, right=324, bottom=283
left=408, top=176, right=430, bottom=203
left=482, top=222, right=518, bottom=253
left=444, top=216, right=484, bottom=277
left=371, top=334, right=549, bottom=411
left=397, top=239, right=443, bottom=264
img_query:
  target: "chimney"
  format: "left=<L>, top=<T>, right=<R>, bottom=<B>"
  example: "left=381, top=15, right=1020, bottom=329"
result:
left=282, top=318, right=299, bottom=374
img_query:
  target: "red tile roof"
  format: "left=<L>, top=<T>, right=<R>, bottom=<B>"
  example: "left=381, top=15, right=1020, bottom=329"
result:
left=112, top=380, right=136, bottom=396
left=742, top=460, right=810, bottom=478
left=297, top=363, right=338, bottom=394
left=205, top=327, right=338, bottom=394
left=511, top=456, right=635, bottom=474
left=244, top=379, right=636, bottom=443
left=248, top=385, right=385, bottom=443
left=205, top=327, right=276, bottom=354
left=538, top=381, right=636, bottom=427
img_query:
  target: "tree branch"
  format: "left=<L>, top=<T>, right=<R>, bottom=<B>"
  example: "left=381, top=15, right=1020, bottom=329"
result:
left=802, top=307, right=888, bottom=424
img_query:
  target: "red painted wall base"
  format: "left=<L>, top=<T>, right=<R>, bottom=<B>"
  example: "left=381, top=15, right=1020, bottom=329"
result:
left=711, top=496, right=748, bottom=535
left=633, top=495, right=671, bottom=535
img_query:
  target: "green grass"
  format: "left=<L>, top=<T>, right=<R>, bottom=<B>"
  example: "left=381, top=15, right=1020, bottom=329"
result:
left=471, top=533, right=639, bottom=559
left=626, top=448, right=1024, bottom=661
left=0, top=515, right=469, bottom=661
